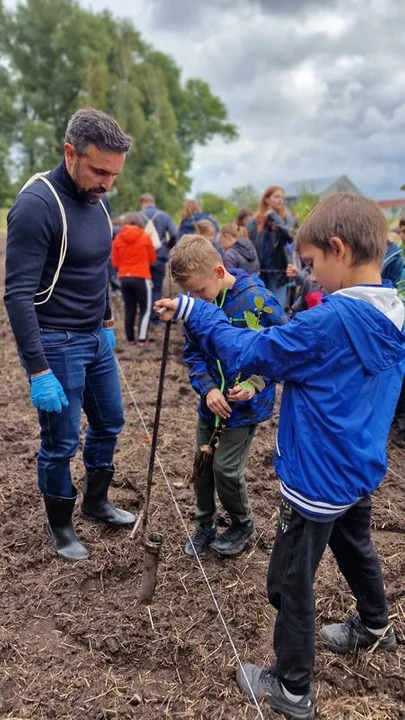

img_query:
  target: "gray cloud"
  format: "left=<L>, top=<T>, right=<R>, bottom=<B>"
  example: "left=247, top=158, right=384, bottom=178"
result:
left=148, top=0, right=338, bottom=30
left=85, top=0, right=405, bottom=199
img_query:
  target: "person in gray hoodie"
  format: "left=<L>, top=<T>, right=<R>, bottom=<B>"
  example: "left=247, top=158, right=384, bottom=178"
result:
left=220, top=222, right=260, bottom=275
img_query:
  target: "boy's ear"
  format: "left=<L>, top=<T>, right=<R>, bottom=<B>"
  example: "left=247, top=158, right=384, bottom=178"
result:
left=215, top=265, right=225, bottom=278
left=329, top=236, right=347, bottom=259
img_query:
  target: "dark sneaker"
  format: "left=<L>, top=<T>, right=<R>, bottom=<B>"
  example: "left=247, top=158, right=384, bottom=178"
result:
left=236, top=664, right=314, bottom=720
left=184, top=524, right=216, bottom=557
left=320, top=612, right=397, bottom=654
left=210, top=521, right=256, bottom=557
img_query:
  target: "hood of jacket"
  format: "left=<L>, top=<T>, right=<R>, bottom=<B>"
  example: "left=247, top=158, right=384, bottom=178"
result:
left=226, top=268, right=264, bottom=297
left=179, top=213, right=218, bottom=234
left=326, top=285, right=405, bottom=375
left=230, top=238, right=258, bottom=262
left=116, top=225, right=145, bottom=244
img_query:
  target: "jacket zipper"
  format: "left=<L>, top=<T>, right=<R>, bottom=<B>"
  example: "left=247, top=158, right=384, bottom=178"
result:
left=213, top=290, right=228, bottom=429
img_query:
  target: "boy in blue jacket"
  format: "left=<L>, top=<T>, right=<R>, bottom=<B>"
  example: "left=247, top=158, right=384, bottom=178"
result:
left=156, top=195, right=405, bottom=720
left=169, top=235, right=286, bottom=558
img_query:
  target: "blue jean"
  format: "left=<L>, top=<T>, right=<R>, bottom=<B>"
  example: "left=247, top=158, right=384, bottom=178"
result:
left=36, top=327, right=124, bottom=497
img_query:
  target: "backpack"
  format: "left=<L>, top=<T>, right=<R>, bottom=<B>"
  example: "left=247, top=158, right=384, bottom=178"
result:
left=19, top=172, right=112, bottom=305
left=139, top=211, right=162, bottom=251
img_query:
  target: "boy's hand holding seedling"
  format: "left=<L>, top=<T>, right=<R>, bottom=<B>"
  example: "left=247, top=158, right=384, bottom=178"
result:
left=206, top=388, right=232, bottom=419
left=228, top=381, right=256, bottom=402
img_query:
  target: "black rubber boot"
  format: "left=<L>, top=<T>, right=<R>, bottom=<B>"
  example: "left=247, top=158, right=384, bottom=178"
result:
left=44, top=486, right=90, bottom=561
left=81, top=468, right=136, bottom=526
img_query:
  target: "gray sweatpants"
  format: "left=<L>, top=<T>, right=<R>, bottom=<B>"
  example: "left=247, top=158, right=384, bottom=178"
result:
left=194, top=416, right=256, bottom=526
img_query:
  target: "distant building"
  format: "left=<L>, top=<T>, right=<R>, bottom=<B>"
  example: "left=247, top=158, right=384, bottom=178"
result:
left=284, top=175, right=363, bottom=208
left=376, top=198, right=405, bottom=221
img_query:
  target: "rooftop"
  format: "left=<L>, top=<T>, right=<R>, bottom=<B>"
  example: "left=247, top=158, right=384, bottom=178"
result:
left=284, top=176, right=340, bottom=197
left=376, top=198, right=405, bottom=209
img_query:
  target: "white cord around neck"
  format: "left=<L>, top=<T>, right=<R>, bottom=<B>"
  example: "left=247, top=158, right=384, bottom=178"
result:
left=20, top=172, right=112, bottom=306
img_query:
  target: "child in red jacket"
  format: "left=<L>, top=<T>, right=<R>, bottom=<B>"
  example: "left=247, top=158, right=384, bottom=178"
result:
left=112, top=213, right=156, bottom=345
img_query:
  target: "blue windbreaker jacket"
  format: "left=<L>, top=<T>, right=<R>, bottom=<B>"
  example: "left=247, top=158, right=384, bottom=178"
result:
left=175, top=285, right=405, bottom=520
left=183, top=269, right=286, bottom=428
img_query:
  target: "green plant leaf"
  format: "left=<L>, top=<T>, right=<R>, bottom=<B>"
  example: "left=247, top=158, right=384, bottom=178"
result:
left=238, top=380, right=255, bottom=393
left=262, top=306, right=273, bottom=314
left=254, top=296, right=264, bottom=312
left=244, top=310, right=259, bottom=330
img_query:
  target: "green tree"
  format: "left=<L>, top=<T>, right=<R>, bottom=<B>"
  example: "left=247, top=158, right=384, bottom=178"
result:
left=0, top=1, right=18, bottom=205
left=228, top=184, right=259, bottom=210
left=174, top=78, right=238, bottom=155
left=291, top=190, right=319, bottom=224
left=197, top=192, right=237, bottom=225
left=1, top=0, right=238, bottom=215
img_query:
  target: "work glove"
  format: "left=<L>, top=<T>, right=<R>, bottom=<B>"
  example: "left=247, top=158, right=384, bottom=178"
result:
left=30, top=370, right=69, bottom=414
left=104, top=327, right=116, bottom=351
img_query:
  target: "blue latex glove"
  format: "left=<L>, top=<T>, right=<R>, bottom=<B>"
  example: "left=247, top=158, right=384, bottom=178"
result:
left=104, top=327, right=116, bottom=351
left=30, top=370, right=69, bottom=414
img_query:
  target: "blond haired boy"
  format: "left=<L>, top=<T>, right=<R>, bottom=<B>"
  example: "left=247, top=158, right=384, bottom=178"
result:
left=170, top=235, right=286, bottom=557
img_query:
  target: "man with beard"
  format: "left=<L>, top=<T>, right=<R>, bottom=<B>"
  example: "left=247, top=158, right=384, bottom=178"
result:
left=4, top=108, right=135, bottom=561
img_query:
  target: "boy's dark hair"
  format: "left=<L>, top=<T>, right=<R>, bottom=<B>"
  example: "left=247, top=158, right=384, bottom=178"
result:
left=296, top=194, right=388, bottom=265
left=65, top=108, right=132, bottom=155
left=399, top=216, right=405, bottom=228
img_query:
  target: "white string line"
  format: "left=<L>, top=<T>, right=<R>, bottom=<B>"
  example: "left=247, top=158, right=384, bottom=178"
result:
left=387, top=466, right=405, bottom=488
left=116, top=357, right=265, bottom=720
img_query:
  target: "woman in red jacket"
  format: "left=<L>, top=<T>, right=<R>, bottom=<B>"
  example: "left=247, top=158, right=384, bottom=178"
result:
left=112, top=213, right=156, bottom=345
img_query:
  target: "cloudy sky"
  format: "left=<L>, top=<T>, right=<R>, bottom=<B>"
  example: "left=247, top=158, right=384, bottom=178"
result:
left=13, top=0, right=405, bottom=199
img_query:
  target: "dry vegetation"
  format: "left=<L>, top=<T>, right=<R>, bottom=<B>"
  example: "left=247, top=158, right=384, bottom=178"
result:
left=0, top=259, right=404, bottom=719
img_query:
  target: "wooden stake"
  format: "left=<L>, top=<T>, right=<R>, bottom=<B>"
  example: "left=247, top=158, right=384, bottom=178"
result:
left=139, top=532, right=163, bottom=605
left=141, top=320, right=171, bottom=534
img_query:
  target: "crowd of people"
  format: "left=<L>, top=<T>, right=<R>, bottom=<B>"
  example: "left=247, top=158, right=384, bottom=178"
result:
left=110, top=184, right=320, bottom=345
left=3, top=107, right=405, bottom=720
left=110, top=183, right=405, bottom=355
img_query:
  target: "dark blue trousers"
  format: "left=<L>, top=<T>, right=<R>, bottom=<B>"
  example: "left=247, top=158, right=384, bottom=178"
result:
left=267, top=495, right=389, bottom=695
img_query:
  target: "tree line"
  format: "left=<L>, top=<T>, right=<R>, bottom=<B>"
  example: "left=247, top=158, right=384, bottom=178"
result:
left=0, top=0, right=240, bottom=214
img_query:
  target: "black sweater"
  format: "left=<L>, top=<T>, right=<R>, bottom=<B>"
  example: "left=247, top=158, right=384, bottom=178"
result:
left=4, top=160, right=112, bottom=374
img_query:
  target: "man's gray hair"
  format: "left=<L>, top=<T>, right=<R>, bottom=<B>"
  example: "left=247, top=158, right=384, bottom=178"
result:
left=65, top=108, right=132, bottom=154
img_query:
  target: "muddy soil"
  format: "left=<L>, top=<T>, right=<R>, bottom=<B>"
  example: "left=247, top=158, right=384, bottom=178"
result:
left=0, top=260, right=404, bottom=719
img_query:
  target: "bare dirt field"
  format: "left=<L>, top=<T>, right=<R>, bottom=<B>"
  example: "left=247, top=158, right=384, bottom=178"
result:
left=0, top=257, right=404, bottom=719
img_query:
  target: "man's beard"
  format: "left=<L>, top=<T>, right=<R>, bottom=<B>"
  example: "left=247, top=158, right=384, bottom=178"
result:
left=70, top=165, right=106, bottom=204
left=76, top=186, right=106, bottom=204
